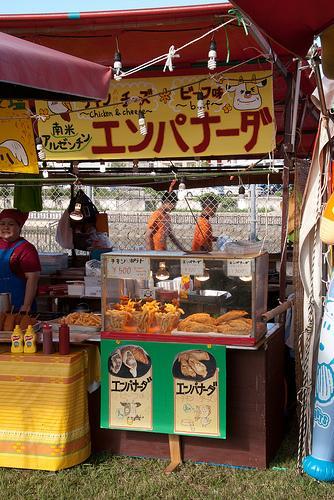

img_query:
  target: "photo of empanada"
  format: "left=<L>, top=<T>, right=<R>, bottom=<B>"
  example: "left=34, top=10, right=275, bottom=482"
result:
left=188, top=357, right=208, bottom=378
left=129, top=346, right=149, bottom=365
left=108, top=345, right=151, bottom=378
left=173, top=349, right=215, bottom=381
left=180, top=359, right=196, bottom=378
left=186, top=350, right=210, bottom=361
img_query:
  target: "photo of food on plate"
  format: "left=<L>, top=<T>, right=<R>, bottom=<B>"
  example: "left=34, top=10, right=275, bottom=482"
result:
left=108, top=345, right=151, bottom=379
left=172, top=349, right=216, bottom=382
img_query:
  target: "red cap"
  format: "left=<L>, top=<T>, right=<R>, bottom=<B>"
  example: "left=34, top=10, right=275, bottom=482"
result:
left=0, top=209, right=29, bottom=227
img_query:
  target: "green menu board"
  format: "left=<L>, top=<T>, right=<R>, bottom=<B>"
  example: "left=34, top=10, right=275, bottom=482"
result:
left=101, top=338, right=226, bottom=439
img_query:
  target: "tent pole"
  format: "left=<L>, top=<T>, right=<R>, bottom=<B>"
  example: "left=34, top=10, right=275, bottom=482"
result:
left=279, top=73, right=293, bottom=303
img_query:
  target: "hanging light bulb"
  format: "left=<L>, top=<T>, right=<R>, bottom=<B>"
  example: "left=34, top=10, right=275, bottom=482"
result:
left=132, top=160, right=139, bottom=173
left=196, top=268, right=210, bottom=282
left=149, top=161, right=156, bottom=176
left=100, top=162, right=106, bottom=173
left=197, top=91, right=205, bottom=119
left=113, top=51, right=122, bottom=81
left=208, top=39, right=217, bottom=70
left=238, top=185, right=246, bottom=197
left=156, top=262, right=170, bottom=281
left=69, top=203, right=83, bottom=221
left=138, top=110, right=147, bottom=136
left=239, top=275, right=252, bottom=282
left=179, top=177, right=186, bottom=190
left=238, top=184, right=247, bottom=210
left=41, top=160, right=49, bottom=178
left=35, top=137, right=46, bottom=160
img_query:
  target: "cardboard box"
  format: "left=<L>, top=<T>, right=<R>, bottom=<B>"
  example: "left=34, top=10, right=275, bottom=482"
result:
left=84, top=276, right=102, bottom=286
left=85, top=285, right=101, bottom=297
left=67, top=281, right=85, bottom=296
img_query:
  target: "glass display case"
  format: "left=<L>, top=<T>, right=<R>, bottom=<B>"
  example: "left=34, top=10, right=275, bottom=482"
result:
left=101, top=251, right=269, bottom=342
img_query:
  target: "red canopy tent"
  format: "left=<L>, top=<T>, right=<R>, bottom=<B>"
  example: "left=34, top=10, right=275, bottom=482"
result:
left=0, top=3, right=318, bottom=158
left=229, top=0, right=334, bottom=57
left=0, top=31, right=111, bottom=100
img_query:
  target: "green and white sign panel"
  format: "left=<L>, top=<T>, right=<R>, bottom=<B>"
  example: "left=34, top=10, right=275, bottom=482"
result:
left=101, top=338, right=226, bottom=439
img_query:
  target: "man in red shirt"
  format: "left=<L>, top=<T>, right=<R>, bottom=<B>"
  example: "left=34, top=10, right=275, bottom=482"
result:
left=0, top=209, right=41, bottom=312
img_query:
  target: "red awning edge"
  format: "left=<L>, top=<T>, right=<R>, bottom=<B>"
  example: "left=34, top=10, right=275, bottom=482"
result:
left=0, top=31, right=111, bottom=100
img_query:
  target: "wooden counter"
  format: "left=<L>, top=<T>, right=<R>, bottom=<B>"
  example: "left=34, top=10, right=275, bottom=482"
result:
left=89, top=324, right=285, bottom=469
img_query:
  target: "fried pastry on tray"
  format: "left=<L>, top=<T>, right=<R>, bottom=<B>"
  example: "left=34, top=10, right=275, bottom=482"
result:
left=182, top=313, right=216, bottom=325
left=215, top=310, right=248, bottom=324
left=181, top=321, right=217, bottom=333
left=216, top=319, right=252, bottom=335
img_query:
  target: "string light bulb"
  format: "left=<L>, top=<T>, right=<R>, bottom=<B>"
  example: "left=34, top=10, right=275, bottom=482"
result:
left=156, top=262, right=170, bottom=281
left=113, top=51, right=122, bottom=81
left=100, top=162, right=106, bottom=173
left=238, top=185, right=246, bottom=197
left=238, top=184, right=247, bottom=210
left=179, top=177, right=186, bottom=190
left=197, top=91, right=205, bottom=119
left=42, top=160, right=48, bottom=178
left=208, top=39, right=217, bottom=70
left=35, top=137, right=46, bottom=160
left=138, top=110, right=147, bottom=136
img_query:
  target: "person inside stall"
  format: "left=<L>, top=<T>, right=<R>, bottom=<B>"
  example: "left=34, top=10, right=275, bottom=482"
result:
left=192, top=196, right=219, bottom=252
left=146, top=191, right=186, bottom=251
left=0, top=209, right=41, bottom=312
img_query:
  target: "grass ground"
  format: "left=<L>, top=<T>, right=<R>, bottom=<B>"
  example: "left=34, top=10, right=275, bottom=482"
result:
left=0, top=422, right=333, bottom=500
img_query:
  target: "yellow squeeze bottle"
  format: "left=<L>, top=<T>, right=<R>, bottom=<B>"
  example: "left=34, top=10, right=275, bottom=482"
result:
left=11, top=325, right=24, bottom=353
left=24, top=325, right=37, bottom=353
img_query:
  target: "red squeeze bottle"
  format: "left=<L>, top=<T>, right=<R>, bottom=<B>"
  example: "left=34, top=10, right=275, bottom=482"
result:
left=58, top=322, right=70, bottom=355
left=42, top=323, right=54, bottom=355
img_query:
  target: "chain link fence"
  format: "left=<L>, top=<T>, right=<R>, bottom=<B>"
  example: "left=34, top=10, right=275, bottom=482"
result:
left=0, top=184, right=283, bottom=254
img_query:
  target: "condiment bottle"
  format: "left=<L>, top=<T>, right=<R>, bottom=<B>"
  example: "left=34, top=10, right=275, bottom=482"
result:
left=24, top=325, right=37, bottom=353
left=42, top=323, right=54, bottom=355
left=58, top=322, right=70, bottom=355
left=11, top=325, right=24, bottom=353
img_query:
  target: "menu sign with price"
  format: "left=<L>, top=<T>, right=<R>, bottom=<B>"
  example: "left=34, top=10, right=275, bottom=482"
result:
left=227, top=259, right=252, bottom=277
left=106, top=256, right=150, bottom=280
left=181, top=258, right=204, bottom=277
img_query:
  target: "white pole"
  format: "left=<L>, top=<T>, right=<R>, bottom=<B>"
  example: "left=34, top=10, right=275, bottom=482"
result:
left=250, top=184, right=257, bottom=241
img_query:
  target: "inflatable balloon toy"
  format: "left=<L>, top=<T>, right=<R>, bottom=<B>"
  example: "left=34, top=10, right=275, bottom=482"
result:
left=304, top=276, right=334, bottom=481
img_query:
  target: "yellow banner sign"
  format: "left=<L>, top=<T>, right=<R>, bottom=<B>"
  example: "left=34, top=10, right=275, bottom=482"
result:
left=0, top=100, right=38, bottom=173
left=36, top=70, right=275, bottom=160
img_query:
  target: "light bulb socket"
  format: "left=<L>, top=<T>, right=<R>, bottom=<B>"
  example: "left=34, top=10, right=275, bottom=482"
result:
left=197, top=91, right=204, bottom=101
left=209, top=39, right=217, bottom=52
left=69, top=202, right=84, bottom=221
left=114, top=51, right=122, bottom=62
left=238, top=185, right=246, bottom=195
left=138, top=110, right=145, bottom=120
left=35, top=136, right=42, bottom=145
left=156, top=262, right=170, bottom=280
